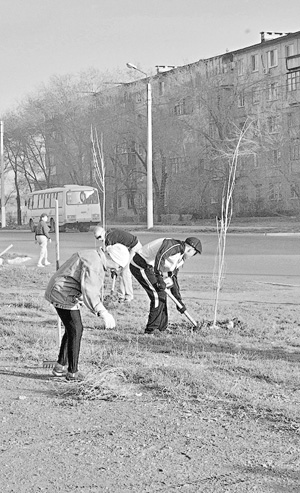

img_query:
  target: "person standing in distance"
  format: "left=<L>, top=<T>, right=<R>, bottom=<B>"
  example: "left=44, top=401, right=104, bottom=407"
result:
left=35, top=213, right=51, bottom=267
left=45, top=243, right=130, bottom=381
left=94, top=226, right=142, bottom=303
left=130, top=237, right=202, bottom=334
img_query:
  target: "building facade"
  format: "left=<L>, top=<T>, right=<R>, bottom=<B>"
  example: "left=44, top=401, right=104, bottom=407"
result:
left=104, top=31, right=300, bottom=220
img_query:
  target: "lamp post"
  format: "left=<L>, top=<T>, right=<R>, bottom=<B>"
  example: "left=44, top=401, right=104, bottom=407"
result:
left=0, top=121, right=5, bottom=228
left=126, top=63, right=153, bottom=229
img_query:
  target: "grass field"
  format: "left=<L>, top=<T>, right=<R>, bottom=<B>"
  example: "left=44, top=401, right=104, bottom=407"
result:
left=1, top=263, right=300, bottom=491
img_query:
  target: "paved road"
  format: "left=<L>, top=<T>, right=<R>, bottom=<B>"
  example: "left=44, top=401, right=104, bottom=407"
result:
left=1, top=229, right=300, bottom=284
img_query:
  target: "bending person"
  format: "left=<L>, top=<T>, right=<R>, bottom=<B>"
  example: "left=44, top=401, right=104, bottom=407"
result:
left=130, top=237, right=202, bottom=334
left=94, top=226, right=142, bottom=303
left=45, top=243, right=130, bottom=381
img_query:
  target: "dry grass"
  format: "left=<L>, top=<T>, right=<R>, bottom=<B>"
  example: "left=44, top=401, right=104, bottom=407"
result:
left=1, top=264, right=300, bottom=434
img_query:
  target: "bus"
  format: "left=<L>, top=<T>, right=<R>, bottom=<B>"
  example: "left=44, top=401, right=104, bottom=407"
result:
left=27, top=184, right=101, bottom=232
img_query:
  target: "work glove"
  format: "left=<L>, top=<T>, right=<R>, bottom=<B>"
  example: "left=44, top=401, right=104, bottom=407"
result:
left=177, top=303, right=186, bottom=314
left=164, top=277, right=173, bottom=289
left=111, top=270, right=118, bottom=279
left=98, top=309, right=116, bottom=329
left=154, top=275, right=166, bottom=291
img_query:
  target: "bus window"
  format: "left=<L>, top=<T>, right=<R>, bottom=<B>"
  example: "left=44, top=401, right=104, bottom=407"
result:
left=38, top=194, right=44, bottom=209
left=33, top=194, right=39, bottom=208
left=66, top=189, right=99, bottom=205
left=44, top=193, right=50, bottom=208
left=50, top=193, right=57, bottom=208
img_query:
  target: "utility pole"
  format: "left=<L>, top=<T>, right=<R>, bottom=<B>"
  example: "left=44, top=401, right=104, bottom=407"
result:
left=126, top=63, right=153, bottom=229
left=0, top=121, right=5, bottom=228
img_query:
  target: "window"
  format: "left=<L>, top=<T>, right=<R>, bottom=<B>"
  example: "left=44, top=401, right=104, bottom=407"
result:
left=287, top=71, right=300, bottom=92
left=267, top=49, right=278, bottom=68
left=127, top=195, right=134, bottom=209
left=269, top=183, right=282, bottom=201
left=169, top=156, right=188, bottom=173
left=251, top=54, right=258, bottom=72
left=291, top=184, right=299, bottom=198
left=66, top=190, right=98, bottom=205
left=237, top=59, right=244, bottom=75
left=174, top=99, right=186, bottom=116
left=33, top=194, right=39, bottom=208
left=267, top=115, right=279, bottom=133
left=269, top=149, right=280, bottom=166
left=44, top=193, right=50, bottom=208
left=285, top=44, right=295, bottom=57
left=238, top=91, right=245, bottom=107
left=290, top=140, right=300, bottom=160
left=255, top=184, right=262, bottom=201
left=210, top=183, right=219, bottom=204
left=267, top=82, right=278, bottom=101
left=252, top=87, right=260, bottom=104
left=38, top=194, right=44, bottom=209
left=135, top=92, right=142, bottom=103
left=159, top=81, right=165, bottom=96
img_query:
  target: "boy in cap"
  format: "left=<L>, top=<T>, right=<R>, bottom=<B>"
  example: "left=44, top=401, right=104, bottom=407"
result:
left=45, top=243, right=129, bottom=381
left=130, top=237, right=202, bottom=334
left=94, top=225, right=142, bottom=303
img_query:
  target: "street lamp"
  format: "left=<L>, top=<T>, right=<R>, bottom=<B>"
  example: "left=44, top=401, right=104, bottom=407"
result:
left=0, top=121, right=5, bottom=228
left=126, top=63, right=153, bottom=229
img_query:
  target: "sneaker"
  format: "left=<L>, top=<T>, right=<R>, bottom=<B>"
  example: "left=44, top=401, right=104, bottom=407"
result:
left=52, top=363, right=67, bottom=377
left=37, top=263, right=45, bottom=268
left=66, top=371, right=85, bottom=382
left=44, top=261, right=51, bottom=266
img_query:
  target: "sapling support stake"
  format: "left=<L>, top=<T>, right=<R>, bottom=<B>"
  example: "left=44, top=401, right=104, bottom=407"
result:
left=43, top=201, right=61, bottom=368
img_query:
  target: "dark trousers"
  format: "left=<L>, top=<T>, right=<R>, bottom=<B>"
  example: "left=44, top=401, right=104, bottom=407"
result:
left=130, top=264, right=168, bottom=332
left=55, top=307, right=83, bottom=373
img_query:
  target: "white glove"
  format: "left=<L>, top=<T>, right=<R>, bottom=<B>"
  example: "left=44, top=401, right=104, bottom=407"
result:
left=98, top=309, right=116, bottom=329
left=164, top=277, right=173, bottom=288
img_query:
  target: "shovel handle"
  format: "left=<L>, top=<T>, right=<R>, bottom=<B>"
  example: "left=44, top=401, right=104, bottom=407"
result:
left=111, top=272, right=117, bottom=294
left=0, top=244, right=13, bottom=257
left=165, top=288, right=197, bottom=327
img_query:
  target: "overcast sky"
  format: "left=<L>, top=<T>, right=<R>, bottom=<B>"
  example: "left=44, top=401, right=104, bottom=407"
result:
left=0, top=0, right=300, bottom=114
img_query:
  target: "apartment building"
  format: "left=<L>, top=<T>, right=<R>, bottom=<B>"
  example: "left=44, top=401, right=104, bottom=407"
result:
left=109, top=30, right=300, bottom=220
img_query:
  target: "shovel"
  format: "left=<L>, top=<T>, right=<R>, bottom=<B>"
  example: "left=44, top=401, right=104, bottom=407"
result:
left=165, top=288, right=198, bottom=328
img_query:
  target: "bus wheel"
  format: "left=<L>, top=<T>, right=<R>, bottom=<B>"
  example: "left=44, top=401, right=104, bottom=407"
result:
left=29, top=219, right=35, bottom=232
left=78, top=224, right=90, bottom=232
left=50, top=218, right=55, bottom=233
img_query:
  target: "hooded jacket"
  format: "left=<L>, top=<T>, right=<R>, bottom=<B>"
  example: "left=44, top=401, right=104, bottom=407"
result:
left=45, top=249, right=107, bottom=313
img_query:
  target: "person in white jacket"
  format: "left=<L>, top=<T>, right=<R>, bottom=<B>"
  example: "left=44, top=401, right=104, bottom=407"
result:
left=45, top=243, right=129, bottom=381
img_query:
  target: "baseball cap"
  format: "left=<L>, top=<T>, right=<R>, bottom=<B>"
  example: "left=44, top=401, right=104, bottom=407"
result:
left=185, top=237, right=202, bottom=254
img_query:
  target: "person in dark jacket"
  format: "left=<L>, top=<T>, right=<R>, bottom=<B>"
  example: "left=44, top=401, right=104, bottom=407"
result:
left=130, top=237, right=202, bottom=334
left=35, top=213, right=51, bottom=267
left=94, top=226, right=142, bottom=303
left=45, top=243, right=130, bottom=381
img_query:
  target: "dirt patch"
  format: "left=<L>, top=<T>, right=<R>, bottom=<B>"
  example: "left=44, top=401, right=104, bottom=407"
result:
left=1, top=364, right=299, bottom=493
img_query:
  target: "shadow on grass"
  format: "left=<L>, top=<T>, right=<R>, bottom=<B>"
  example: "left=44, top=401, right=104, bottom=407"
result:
left=237, top=465, right=300, bottom=491
left=98, top=329, right=300, bottom=364
left=0, top=368, right=53, bottom=381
